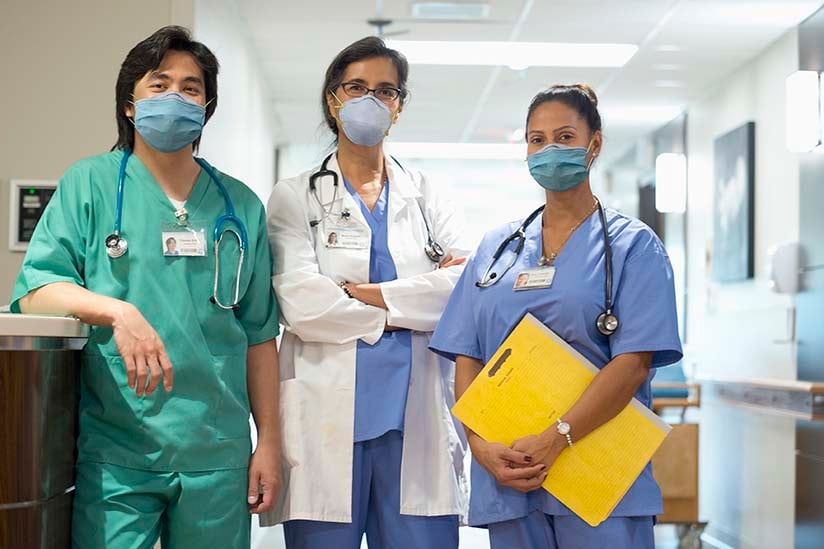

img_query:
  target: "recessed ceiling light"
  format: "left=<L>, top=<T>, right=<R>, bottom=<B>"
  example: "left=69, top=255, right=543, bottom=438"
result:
left=656, top=45, right=683, bottom=52
left=411, top=2, right=491, bottom=20
left=654, top=80, right=685, bottom=88
left=652, top=63, right=686, bottom=71
left=387, top=40, right=638, bottom=68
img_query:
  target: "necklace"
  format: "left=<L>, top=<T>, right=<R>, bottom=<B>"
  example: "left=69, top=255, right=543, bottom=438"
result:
left=538, top=198, right=599, bottom=267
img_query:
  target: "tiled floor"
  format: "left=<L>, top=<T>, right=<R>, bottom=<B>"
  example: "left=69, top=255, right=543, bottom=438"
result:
left=250, top=523, right=686, bottom=548
left=251, top=524, right=489, bottom=549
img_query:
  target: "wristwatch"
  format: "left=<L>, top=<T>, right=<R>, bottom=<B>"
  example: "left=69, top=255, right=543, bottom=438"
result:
left=556, top=418, right=573, bottom=448
left=339, top=281, right=354, bottom=298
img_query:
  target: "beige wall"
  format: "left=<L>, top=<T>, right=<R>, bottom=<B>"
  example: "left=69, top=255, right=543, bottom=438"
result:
left=686, top=29, right=800, bottom=548
left=0, top=0, right=278, bottom=307
left=0, top=0, right=195, bottom=305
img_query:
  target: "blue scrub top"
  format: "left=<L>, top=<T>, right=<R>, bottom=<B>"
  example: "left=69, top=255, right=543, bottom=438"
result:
left=343, top=178, right=413, bottom=443
left=429, top=207, right=682, bottom=526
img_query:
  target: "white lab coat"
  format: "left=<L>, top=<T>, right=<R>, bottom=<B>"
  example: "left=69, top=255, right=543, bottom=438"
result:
left=261, top=154, right=470, bottom=525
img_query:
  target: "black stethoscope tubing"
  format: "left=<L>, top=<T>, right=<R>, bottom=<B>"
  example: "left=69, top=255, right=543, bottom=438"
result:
left=308, top=153, right=444, bottom=263
left=476, top=200, right=619, bottom=336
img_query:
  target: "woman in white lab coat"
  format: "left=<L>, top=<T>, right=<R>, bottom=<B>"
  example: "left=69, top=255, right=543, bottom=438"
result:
left=260, top=36, right=469, bottom=549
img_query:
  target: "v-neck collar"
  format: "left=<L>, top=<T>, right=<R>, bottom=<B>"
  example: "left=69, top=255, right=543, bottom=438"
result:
left=125, top=150, right=211, bottom=218
left=342, top=176, right=389, bottom=227
left=526, top=208, right=598, bottom=267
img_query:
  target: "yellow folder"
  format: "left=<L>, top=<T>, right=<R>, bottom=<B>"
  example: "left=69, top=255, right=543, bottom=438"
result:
left=452, top=313, right=671, bottom=527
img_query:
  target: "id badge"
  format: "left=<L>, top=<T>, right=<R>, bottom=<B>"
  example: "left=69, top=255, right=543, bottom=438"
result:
left=325, top=225, right=369, bottom=249
left=513, top=266, right=556, bottom=290
left=161, top=221, right=207, bottom=257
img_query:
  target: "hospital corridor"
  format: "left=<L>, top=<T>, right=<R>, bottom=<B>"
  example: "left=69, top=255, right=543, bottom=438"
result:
left=1, top=1, right=823, bottom=548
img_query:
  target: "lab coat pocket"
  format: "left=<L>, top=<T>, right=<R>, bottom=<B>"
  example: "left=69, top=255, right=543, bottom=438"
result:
left=211, top=354, right=251, bottom=440
left=279, top=378, right=304, bottom=469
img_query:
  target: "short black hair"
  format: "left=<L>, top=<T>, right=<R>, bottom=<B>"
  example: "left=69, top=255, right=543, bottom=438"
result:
left=113, top=26, right=219, bottom=151
left=320, top=36, right=409, bottom=139
left=525, top=83, right=602, bottom=138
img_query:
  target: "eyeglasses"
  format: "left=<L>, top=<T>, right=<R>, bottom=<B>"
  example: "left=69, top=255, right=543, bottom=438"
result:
left=338, top=81, right=403, bottom=103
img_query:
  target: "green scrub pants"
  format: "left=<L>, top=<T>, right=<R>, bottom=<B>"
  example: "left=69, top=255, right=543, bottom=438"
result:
left=71, top=461, right=250, bottom=549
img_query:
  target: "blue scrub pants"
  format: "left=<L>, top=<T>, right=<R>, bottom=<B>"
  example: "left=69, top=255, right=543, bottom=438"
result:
left=487, top=510, right=654, bottom=549
left=72, top=461, right=250, bottom=549
left=284, top=430, right=459, bottom=549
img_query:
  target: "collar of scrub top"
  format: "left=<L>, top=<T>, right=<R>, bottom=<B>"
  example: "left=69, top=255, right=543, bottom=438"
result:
left=107, top=149, right=248, bottom=310
left=308, top=152, right=444, bottom=262
left=475, top=199, right=619, bottom=336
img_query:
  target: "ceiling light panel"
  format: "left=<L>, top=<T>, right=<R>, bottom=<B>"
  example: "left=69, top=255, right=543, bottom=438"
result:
left=386, top=40, right=638, bottom=68
left=411, top=2, right=491, bottom=20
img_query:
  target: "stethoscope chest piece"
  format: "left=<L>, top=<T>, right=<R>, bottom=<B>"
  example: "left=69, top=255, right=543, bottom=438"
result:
left=425, top=240, right=445, bottom=263
left=105, top=233, right=128, bottom=258
left=596, top=311, right=619, bottom=336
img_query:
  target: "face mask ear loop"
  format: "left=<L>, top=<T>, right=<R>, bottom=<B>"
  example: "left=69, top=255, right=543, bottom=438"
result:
left=127, top=94, right=137, bottom=127
left=386, top=106, right=401, bottom=137
left=204, top=97, right=215, bottom=108
left=330, top=89, right=345, bottom=111
left=585, top=135, right=598, bottom=170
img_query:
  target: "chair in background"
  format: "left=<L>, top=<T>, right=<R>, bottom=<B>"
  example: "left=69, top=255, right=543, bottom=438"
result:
left=651, top=361, right=706, bottom=548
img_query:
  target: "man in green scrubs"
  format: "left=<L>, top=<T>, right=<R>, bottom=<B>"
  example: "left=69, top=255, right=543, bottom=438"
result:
left=10, top=26, right=281, bottom=548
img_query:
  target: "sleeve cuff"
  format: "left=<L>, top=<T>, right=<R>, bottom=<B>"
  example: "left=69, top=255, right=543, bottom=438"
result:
left=361, top=308, right=388, bottom=345
left=610, top=343, right=683, bottom=369
left=244, top=323, right=281, bottom=346
left=382, top=282, right=405, bottom=327
left=428, top=343, right=483, bottom=363
left=10, top=273, right=85, bottom=313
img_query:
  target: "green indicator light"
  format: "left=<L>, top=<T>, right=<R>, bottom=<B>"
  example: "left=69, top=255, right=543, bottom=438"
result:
left=28, top=188, right=36, bottom=194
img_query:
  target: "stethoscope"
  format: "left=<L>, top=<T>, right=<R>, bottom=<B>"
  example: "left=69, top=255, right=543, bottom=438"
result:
left=476, top=199, right=619, bottom=337
left=309, top=152, right=444, bottom=263
left=105, top=149, right=248, bottom=310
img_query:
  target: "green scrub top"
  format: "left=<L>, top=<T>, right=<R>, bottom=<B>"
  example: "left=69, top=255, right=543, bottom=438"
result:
left=10, top=149, right=280, bottom=472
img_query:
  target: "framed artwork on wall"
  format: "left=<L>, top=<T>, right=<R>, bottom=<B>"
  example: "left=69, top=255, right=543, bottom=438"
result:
left=712, top=121, right=755, bottom=282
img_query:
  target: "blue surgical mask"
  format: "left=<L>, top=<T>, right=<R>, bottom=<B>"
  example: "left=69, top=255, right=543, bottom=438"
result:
left=527, top=141, right=594, bottom=192
left=133, top=91, right=206, bottom=153
left=336, top=94, right=394, bottom=147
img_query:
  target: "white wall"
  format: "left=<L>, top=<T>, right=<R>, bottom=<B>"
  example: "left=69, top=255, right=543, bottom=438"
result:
left=687, top=29, right=799, bottom=382
left=188, top=4, right=281, bottom=546
left=685, top=29, right=800, bottom=548
left=0, top=0, right=194, bottom=306
left=194, top=0, right=278, bottom=204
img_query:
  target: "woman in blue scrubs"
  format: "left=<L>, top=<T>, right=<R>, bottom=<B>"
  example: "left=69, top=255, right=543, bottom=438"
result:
left=430, top=83, right=683, bottom=548
left=261, top=37, right=469, bottom=548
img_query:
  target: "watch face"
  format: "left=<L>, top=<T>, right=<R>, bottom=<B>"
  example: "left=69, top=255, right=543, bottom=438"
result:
left=558, top=422, right=571, bottom=435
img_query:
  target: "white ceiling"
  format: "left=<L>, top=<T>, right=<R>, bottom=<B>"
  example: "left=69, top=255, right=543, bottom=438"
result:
left=235, top=0, right=823, bottom=161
